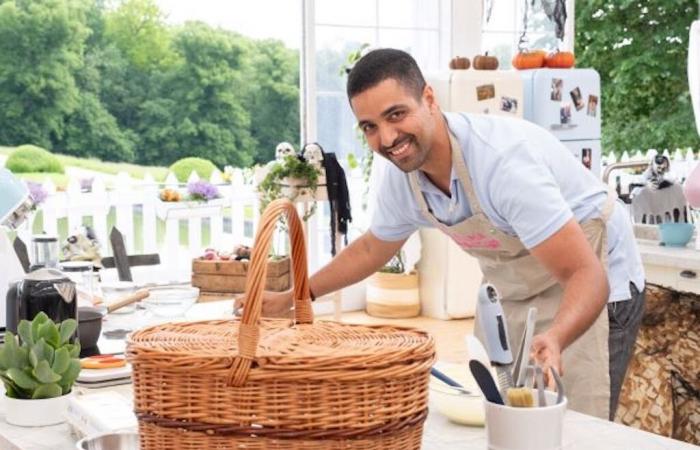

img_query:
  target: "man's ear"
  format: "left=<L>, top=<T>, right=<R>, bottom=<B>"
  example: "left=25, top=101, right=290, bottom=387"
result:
left=423, top=85, right=438, bottom=111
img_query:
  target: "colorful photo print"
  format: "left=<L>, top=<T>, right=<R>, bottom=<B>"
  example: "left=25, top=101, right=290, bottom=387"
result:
left=476, top=84, right=496, bottom=101
left=570, top=87, right=584, bottom=111
left=587, top=95, right=598, bottom=117
left=500, top=96, right=518, bottom=114
left=582, top=148, right=592, bottom=170
left=551, top=78, right=563, bottom=101
left=560, top=102, right=572, bottom=124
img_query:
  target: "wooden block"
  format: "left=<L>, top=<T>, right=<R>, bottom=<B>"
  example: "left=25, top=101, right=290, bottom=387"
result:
left=191, top=257, right=291, bottom=294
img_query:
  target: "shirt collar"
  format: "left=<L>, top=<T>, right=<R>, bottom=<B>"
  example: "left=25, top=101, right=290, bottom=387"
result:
left=415, top=112, right=461, bottom=195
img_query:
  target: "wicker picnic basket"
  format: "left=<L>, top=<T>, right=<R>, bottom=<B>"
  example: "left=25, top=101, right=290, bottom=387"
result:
left=126, top=199, right=436, bottom=449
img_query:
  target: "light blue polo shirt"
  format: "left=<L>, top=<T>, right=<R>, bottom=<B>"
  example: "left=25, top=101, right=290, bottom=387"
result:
left=370, top=112, right=645, bottom=302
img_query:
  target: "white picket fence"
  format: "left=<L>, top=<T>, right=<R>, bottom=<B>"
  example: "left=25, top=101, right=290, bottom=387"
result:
left=13, top=167, right=369, bottom=284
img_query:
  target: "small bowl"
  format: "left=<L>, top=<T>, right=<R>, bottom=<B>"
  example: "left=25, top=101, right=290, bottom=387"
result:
left=75, top=431, right=139, bottom=450
left=429, top=364, right=485, bottom=426
left=100, top=281, right=137, bottom=314
left=658, top=222, right=694, bottom=247
left=142, top=286, right=199, bottom=318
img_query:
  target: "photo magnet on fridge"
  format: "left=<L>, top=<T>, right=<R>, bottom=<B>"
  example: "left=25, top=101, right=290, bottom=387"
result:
left=476, top=84, right=495, bottom=101
left=582, top=148, right=592, bottom=170
left=551, top=78, right=563, bottom=101
left=587, top=95, right=598, bottom=117
left=560, top=102, right=572, bottom=124
left=500, top=96, right=518, bottom=114
left=570, top=87, right=584, bottom=111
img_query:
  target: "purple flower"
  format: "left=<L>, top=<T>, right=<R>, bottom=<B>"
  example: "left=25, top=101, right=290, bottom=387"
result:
left=187, top=180, right=220, bottom=202
left=26, top=181, right=48, bottom=206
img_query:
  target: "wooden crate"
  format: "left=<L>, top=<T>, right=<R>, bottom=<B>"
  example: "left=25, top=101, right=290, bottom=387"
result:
left=191, top=257, right=290, bottom=295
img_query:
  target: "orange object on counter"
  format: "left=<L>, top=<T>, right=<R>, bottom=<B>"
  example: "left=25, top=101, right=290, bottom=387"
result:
left=81, top=355, right=127, bottom=369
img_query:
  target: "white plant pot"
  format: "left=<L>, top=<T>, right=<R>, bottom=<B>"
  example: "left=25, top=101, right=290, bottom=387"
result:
left=5, top=392, right=73, bottom=427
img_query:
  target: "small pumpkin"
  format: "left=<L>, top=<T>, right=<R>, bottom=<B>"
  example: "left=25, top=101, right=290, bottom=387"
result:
left=545, top=51, right=575, bottom=68
left=473, top=52, right=499, bottom=70
left=511, top=50, right=546, bottom=70
left=449, top=56, right=470, bottom=70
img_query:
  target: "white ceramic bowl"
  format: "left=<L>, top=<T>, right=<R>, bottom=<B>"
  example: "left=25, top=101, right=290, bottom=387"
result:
left=429, top=364, right=485, bottom=426
left=142, top=286, right=199, bottom=318
left=75, top=431, right=139, bottom=450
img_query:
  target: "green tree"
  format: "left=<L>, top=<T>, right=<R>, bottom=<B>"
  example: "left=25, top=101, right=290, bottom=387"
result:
left=103, top=0, right=176, bottom=70
left=576, top=1, right=700, bottom=154
left=244, top=39, right=300, bottom=164
left=0, top=0, right=89, bottom=147
left=137, top=23, right=255, bottom=167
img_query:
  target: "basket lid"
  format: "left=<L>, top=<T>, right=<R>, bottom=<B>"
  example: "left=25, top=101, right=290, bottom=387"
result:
left=127, top=318, right=435, bottom=378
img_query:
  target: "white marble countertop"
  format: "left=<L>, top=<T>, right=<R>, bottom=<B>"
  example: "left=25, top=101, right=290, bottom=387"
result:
left=637, top=238, right=700, bottom=270
left=0, top=300, right=696, bottom=450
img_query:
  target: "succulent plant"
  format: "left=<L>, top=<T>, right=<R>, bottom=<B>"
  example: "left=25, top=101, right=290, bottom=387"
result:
left=0, top=312, right=81, bottom=399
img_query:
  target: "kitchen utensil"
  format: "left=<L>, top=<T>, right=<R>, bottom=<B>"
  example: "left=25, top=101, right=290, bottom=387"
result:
left=550, top=367, right=565, bottom=405
left=505, top=387, right=534, bottom=408
left=469, top=359, right=504, bottom=405
left=535, top=365, right=546, bottom=407
left=75, top=431, right=139, bottom=450
left=464, top=334, right=491, bottom=369
left=512, top=307, right=537, bottom=387
left=430, top=367, right=473, bottom=395
left=78, top=289, right=149, bottom=350
left=61, top=261, right=96, bottom=302
left=476, top=283, right=513, bottom=391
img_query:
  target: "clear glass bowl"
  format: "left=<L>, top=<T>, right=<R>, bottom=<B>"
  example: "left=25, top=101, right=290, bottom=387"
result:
left=142, top=286, right=199, bottom=318
left=429, top=364, right=485, bottom=426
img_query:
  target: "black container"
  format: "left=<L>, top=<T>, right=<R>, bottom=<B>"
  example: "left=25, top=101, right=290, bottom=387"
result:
left=6, top=268, right=78, bottom=335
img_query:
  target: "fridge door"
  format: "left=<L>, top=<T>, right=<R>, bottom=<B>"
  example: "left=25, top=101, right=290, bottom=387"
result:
left=427, top=70, right=524, bottom=118
left=561, top=139, right=602, bottom=179
left=521, top=68, right=601, bottom=141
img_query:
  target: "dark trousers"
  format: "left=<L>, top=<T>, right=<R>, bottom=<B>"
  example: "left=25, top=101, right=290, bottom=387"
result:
left=607, top=282, right=646, bottom=420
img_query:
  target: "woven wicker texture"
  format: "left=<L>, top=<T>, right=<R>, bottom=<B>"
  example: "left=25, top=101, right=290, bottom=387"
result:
left=127, top=199, right=436, bottom=449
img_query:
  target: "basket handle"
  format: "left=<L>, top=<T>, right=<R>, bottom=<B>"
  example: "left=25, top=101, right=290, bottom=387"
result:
left=227, top=198, right=313, bottom=386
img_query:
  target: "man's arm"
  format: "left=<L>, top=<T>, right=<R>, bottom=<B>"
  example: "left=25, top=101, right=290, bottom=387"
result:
left=310, top=231, right=407, bottom=298
left=528, top=218, right=609, bottom=375
left=246, top=231, right=406, bottom=316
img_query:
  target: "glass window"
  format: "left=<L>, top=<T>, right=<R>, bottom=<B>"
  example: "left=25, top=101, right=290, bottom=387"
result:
left=378, top=0, right=439, bottom=29
left=315, top=0, right=377, bottom=26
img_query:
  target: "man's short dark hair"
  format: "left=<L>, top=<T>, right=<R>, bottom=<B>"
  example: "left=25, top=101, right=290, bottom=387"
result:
left=346, top=48, right=426, bottom=102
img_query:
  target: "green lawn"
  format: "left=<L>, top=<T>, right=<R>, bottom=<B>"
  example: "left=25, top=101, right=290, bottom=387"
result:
left=0, top=146, right=169, bottom=182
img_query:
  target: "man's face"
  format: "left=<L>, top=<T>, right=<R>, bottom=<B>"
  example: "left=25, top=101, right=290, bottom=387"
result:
left=351, top=78, right=437, bottom=173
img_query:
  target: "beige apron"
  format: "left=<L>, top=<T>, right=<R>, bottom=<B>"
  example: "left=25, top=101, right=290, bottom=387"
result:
left=408, top=131, right=615, bottom=419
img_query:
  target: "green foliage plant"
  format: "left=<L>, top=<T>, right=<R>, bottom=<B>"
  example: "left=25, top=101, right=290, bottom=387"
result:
left=6, top=145, right=65, bottom=174
left=258, top=155, right=319, bottom=221
left=169, top=157, right=218, bottom=183
left=0, top=312, right=81, bottom=400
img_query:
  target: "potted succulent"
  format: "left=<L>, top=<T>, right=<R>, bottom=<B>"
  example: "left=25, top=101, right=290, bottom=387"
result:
left=0, top=312, right=81, bottom=426
left=366, top=251, right=421, bottom=319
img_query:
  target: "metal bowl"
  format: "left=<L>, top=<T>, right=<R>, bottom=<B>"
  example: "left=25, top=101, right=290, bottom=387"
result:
left=75, top=431, right=139, bottom=450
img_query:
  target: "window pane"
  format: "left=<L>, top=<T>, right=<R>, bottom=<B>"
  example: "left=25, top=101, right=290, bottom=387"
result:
left=517, top=1, right=556, bottom=36
left=315, top=0, right=377, bottom=26
left=316, top=92, right=364, bottom=160
left=481, top=32, right=516, bottom=69
left=378, top=29, right=441, bottom=72
left=378, top=0, right=439, bottom=29
left=315, top=25, right=376, bottom=91
left=482, top=0, right=517, bottom=32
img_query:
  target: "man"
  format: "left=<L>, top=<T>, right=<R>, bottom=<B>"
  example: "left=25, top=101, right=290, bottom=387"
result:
left=250, top=48, right=645, bottom=420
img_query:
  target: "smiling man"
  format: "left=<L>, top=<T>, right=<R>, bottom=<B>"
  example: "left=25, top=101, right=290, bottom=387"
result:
left=251, top=48, right=645, bottom=421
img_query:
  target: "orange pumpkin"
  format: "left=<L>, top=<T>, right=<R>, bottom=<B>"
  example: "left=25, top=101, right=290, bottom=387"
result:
left=473, top=53, right=499, bottom=70
left=511, top=51, right=546, bottom=70
left=449, top=56, right=470, bottom=70
left=545, top=51, right=575, bottom=68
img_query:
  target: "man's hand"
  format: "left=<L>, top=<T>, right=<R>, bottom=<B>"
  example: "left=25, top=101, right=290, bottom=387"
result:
left=234, top=288, right=294, bottom=318
left=530, top=331, right=562, bottom=389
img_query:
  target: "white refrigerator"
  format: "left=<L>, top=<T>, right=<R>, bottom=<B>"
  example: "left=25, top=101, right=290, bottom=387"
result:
left=520, top=68, right=602, bottom=177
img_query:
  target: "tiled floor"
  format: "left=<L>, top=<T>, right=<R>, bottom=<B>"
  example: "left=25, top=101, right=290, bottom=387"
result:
left=323, top=311, right=475, bottom=364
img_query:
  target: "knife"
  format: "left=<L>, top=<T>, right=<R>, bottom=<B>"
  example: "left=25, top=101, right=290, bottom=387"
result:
left=476, top=283, right=513, bottom=392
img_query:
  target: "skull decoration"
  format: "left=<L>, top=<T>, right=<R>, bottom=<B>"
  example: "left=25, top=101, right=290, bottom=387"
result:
left=302, top=143, right=324, bottom=172
left=275, top=142, right=297, bottom=161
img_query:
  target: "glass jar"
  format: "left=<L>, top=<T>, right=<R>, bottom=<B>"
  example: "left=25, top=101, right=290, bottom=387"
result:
left=59, top=261, right=95, bottom=302
left=31, top=234, right=59, bottom=269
